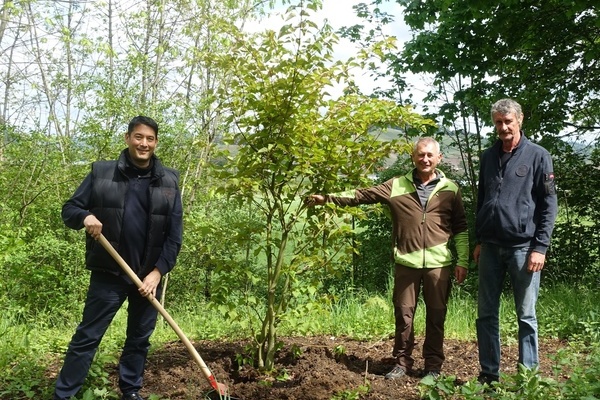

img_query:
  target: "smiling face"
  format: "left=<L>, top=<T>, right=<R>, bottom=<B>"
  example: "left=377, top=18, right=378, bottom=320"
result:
left=125, top=123, right=157, bottom=168
left=412, top=139, right=442, bottom=181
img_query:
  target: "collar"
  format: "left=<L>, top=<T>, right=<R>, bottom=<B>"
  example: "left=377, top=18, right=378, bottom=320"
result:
left=495, top=132, right=528, bottom=155
left=124, top=151, right=153, bottom=175
left=412, top=169, right=442, bottom=185
left=117, top=148, right=162, bottom=179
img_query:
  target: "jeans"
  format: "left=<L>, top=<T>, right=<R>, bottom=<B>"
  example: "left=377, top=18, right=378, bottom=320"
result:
left=54, top=271, right=160, bottom=399
left=476, top=243, right=540, bottom=377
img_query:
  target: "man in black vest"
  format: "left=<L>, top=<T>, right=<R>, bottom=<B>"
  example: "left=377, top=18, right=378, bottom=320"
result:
left=54, top=116, right=183, bottom=400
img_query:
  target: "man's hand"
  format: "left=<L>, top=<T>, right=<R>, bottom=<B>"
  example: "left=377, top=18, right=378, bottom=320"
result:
left=473, top=244, right=481, bottom=264
left=454, top=266, right=467, bottom=284
left=139, top=268, right=161, bottom=298
left=83, top=214, right=103, bottom=239
left=305, top=194, right=326, bottom=206
left=528, top=251, right=546, bottom=273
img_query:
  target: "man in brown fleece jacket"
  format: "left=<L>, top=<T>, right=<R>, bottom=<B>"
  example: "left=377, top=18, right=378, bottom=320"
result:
left=308, top=137, right=469, bottom=380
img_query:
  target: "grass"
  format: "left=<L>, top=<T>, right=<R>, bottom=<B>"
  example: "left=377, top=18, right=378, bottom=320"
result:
left=0, top=284, right=598, bottom=399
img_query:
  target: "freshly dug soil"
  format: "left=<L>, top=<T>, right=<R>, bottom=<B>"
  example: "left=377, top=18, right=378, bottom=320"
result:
left=132, top=336, right=565, bottom=399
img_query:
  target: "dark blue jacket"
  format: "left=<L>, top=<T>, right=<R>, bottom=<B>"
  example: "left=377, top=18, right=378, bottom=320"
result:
left=475, top=134, right=557, bottom=254
left=62, top=149, right=183, bottom=277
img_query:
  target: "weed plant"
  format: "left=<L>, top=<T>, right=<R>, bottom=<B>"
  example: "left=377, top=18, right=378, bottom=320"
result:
left=418, top=346, right=600, bottom=399
left=0, top=284, right=598, bottom=399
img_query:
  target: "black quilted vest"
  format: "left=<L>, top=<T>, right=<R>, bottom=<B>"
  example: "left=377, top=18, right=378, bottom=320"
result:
left=85, top=151, right=179, bottom=277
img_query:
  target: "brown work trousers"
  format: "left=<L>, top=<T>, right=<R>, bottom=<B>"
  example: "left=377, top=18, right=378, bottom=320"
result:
left=392, top=264, right=451, bottom=372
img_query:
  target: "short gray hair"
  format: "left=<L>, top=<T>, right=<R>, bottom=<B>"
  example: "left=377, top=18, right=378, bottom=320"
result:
left=413, top=137, right=440, bottom=154
left=490, top=98, right=523, bottom=120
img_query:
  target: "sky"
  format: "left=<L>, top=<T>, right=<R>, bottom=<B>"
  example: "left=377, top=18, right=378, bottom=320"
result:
left=246, top=0, right=431, bottom=105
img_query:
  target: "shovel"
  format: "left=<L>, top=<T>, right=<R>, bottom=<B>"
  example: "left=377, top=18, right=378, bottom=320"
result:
left=98, top=234, right=239, bottom=400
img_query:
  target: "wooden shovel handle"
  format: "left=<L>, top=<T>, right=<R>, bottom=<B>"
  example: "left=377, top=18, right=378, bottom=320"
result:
left=97, top=234, right=228, bottom=395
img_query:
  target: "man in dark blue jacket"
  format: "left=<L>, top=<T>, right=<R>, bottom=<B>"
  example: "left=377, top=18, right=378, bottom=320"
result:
left=54, top=116, right=183, bottom=400
left=473, top=99, right=557, bottom=385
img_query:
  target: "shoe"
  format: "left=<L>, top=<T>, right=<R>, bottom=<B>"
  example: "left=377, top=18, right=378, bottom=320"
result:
left=122, top=393, right=145, bottom=400
left=477, top=372, right=499, bottom=385
left=385, top=365, right=407, bottom=380
left=424, top=370, right=440, bottom=378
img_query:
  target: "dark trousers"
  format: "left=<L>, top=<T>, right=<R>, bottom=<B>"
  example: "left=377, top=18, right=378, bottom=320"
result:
left=54, top=271, right=161, bottom=399
left=392, top=265, right=451, bottom=372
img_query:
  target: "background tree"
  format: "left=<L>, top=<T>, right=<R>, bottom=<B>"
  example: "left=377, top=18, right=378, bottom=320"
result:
left=397, top=0, right=600, bottom=284
left=344, top=0, right=600, bottom=285
left=395, top=0, right=600, bottom=137
left=0, top=0, right=260, bottom=313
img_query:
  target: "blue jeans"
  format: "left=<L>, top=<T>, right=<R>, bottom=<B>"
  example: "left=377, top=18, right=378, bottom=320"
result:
left=476, top=243, right=540, bottom=377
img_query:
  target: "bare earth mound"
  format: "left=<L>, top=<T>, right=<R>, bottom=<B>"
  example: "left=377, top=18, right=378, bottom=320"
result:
left=132, top=336, right=565, bottom=399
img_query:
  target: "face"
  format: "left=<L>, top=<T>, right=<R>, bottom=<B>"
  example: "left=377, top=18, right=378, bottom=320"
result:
left=412, top=141, right=442, bottom=176
left=125, top=123, right=157, bottom=168
left=493, top=111, right=522, bottom=143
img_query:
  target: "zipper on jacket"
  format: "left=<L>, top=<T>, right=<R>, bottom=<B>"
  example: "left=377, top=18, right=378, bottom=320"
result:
left=421, top=209, right=427, bottom=267
left=421, top=190, right=432, bottom=268
left=414, top=175, right=443, bottom=269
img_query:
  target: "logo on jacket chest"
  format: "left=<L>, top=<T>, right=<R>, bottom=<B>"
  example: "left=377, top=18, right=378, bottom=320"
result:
left=516, top=165, right=529, bottom=177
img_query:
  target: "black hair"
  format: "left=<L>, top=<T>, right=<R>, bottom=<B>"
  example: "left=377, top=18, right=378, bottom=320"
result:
left=127, top=115, right=159, bottom=137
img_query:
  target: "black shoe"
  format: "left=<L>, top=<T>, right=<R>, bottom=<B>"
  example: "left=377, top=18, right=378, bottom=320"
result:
left=122, top=393, right=145, bottom=400
left=477, top=372, right=499, bottom=385
left=385, top=365, right=407, bottom=380
left=424, top=370, right=441, bottom=378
